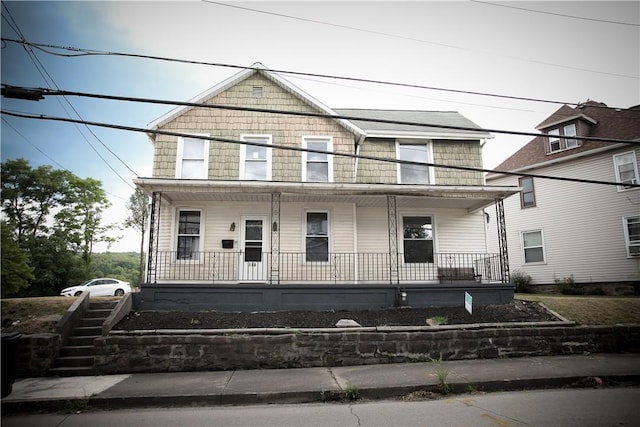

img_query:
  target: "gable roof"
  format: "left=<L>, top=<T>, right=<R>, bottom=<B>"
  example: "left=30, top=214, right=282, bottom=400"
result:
left=492, top=101, right=640, bottom=172
left=147, top=62, right=363, bottom=137
left=335, top=109, right=492, bottom=140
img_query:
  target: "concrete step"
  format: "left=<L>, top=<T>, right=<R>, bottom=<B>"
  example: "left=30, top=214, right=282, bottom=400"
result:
left=48, top=366, right=94, bottom=377
left=53, top=355, right=94, bottom=368
left=86, top=309, right=113, bottom=318
left=73, top=326, right=102, bottom=336
left=67, top=335, right=99, bottom=346
left=89, top=300, right=118, bottom=310
left=59, top=345, right=94, bottom=357
left=81, top=318, right=105, bottom=327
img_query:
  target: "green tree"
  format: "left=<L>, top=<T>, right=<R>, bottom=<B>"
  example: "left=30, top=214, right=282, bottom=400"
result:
left=1, top=158, right=119, bottom=296
left=124, top=187, right=149, bottom=285
left=0, top=221, right=35, bottom=297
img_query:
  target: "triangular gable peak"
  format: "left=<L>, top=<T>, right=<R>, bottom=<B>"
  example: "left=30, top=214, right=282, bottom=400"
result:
left=535, top=104, right=598, bottom=131
left=147, top=62, right=363, bottom=139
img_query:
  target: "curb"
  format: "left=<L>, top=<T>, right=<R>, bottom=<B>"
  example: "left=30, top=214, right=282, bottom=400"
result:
left=3, top=374, right=639, bottom=415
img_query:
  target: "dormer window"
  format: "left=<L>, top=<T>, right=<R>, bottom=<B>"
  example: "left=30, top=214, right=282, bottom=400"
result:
left=547, top=123, right=579, bottom=153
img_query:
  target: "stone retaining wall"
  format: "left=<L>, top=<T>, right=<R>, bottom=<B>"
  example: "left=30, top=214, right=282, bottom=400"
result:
left=16, top=334, right=60, bottom=377
left=94, top=325, right=640, bottom=374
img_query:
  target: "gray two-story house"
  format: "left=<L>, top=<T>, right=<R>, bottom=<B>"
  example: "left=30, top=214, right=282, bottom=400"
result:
left=135, top=63, right=518, bottom=311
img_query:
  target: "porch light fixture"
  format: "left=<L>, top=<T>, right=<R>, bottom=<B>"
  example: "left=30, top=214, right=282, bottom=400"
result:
left=272, top=221, right=278, bottom=232
left=230, top=222, right=236, bottom=231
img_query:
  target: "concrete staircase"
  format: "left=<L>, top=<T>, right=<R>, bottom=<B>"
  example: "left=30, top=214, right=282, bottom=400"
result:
left=49, top=299, right=117, bottom=377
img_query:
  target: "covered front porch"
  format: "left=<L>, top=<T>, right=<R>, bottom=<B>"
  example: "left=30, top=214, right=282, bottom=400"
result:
left=135, top=179, right=517, bottom=311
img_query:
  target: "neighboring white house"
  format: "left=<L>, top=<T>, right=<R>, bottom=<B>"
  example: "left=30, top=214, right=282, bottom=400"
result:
left=486, top=101, right=640, bottom=289
left=134, top=63, right=519, bottom=310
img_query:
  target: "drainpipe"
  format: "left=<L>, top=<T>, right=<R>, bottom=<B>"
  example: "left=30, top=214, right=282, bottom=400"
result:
left=353, top=134, right=366, bottom=183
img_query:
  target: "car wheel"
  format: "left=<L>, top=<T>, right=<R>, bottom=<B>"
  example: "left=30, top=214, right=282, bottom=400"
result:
left=74, top=291, right=83, bottom=296
left=114, top=289, right=125, bottom=296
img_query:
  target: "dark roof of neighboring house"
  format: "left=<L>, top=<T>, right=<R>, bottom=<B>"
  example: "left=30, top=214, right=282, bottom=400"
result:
left=334, top=109, right=491, bottom=139
left=493, top=101, right=640, bottom=172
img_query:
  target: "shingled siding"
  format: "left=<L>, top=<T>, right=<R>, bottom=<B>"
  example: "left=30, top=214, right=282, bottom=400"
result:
left=152, top=73, right=356, bottom=182
left=432, top=140, right=484, bottom=185
left=356, top=138, right=397, bottom=184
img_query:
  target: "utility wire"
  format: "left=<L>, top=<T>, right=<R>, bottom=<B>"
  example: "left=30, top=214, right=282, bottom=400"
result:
left=5, top=85, right=637, bottom=145
left=3, top=37, right=638, bottom=111
left=0, top=5, right=138, bottom=187
left=202, top=1, right=638, bottom=79
left=472, top=1, right=640, bottom=27
left=2, top=117, right=130, bottom=201
left=2, top=109, right=638, bottom=189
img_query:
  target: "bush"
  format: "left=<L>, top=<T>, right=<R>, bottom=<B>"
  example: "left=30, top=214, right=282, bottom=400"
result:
left=557, top=275, right=584, bottom=295
left=587, top=287, right=607, bottom=296
left=512, top=270, right=533, bottom=293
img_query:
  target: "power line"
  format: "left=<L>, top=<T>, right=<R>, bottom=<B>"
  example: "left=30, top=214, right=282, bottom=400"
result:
left=5, top=85, right=636, bottom=145
left=2, top=109, right=637, bottom=189
left=202, top=0, right=638, bottom=79
left=3, top=37, right=637, bottom=111
left=472, top=1, right=640, bottom=27
left=0, top=4, right=138, bottom=187
left=1, top=117, right=130, bottom=201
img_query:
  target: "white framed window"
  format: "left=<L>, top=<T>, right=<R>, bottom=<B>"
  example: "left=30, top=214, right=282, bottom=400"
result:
left=397, top=140, right=433, bottom=184
left=563, top=124, right=578, bottom=149
left=519, top=176, right=536, bottom=208
left=613, top=151, right=639, bottom=191
left=623, top=216, right=640, bottom=257
left=240, top=134, right=272, bottom=180
left=548, top=129, right=561, bottom=152
left=402, top=216, right=434, bottom=263
left=305, top=211, right=329, bottom=262
left=176, top=136, right=209, bottom=179
left=522, top=230, right=545, bottom=263
left=302, top=137, right=333, bottom=182
left=176, top=209, right=202, bottom=260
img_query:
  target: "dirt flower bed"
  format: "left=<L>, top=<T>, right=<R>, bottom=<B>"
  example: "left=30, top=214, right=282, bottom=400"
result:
left=114, top=299, right=560, bottom=331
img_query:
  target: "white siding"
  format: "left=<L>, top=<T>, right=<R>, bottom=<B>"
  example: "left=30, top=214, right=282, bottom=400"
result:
left=487, top=147, right=640, bottom=284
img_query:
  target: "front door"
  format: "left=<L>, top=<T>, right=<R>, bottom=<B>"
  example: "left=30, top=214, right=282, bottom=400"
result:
left=240, top=215, right=268, bottom=282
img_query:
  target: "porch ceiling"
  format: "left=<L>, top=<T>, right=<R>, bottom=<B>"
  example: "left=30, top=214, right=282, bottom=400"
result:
left=134, top=178, right=520, bottom=212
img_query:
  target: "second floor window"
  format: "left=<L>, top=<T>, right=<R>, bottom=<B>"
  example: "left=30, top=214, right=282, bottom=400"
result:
left=519, top=176, right=536, bottom=208
left=548, top=124, right=578, bottom=153
left=398, top=142, right=431, bottom=184
left=240, top=135, right=272, bottom=180
left=302, top=137, right=333, bottom=182
left=613, top=151, right=639, bottom=191
left=176, top=137, right=209, bottom=179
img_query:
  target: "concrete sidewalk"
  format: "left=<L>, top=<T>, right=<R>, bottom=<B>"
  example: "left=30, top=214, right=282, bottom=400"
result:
left=2, top=354, right=639, bottom=413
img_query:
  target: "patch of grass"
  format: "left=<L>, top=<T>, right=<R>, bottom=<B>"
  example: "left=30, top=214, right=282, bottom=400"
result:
left=431, top=315, right=448, bottom=325
left=516, top=294, right=640, bottom=325
left=344, top=384, right=361, bottom=401
left=428, top=353, right=451, bottom=394
left=1, top=297, right=75, bottom=334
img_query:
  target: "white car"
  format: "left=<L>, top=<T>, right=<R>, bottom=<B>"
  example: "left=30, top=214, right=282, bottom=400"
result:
left=60, top=278, right=131, bottom=297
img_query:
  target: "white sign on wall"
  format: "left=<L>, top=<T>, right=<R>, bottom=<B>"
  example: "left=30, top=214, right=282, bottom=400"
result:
left=464, top=292, right=473, bottom=315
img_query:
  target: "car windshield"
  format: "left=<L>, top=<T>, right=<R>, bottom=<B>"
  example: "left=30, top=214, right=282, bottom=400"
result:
left=77, top=280, right=94, bottom=287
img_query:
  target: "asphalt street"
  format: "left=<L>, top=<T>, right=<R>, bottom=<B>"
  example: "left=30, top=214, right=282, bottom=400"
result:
left=3, top=387, right=639, bottom=427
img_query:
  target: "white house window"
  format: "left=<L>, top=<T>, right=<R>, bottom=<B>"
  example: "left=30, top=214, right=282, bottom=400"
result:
left=398, top=142, right=431, bottom=184
left=613, top=151, right=639, bottom=190
left=176, top=137, right=209, bottom=179
left=252, top=86, right=263, bottom=97
left=623, top=216, right=640, bottom=257
left=519, top=176, right=536, bottom=208
left=240, top=135, right=272, bottom=180
left=563, top=124, right=578, bottom=149
left=522, top=230, right=545, bottom=263
left=306, top=212, right=329, bottom=262
left=548, top=129, right=561, bottom=153
left=403, top=216, right=434, bottom=263
left=302, top=137, right=333, bottom=182
left=177, top=210, right=201, bottom=260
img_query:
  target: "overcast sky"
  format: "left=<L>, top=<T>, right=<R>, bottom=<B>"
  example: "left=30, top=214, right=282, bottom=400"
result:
left=2, top=1, right=638, bottom=252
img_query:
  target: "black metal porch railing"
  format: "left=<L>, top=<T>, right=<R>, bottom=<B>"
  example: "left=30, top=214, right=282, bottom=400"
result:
left=148, top=252, right=506, bottom=284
